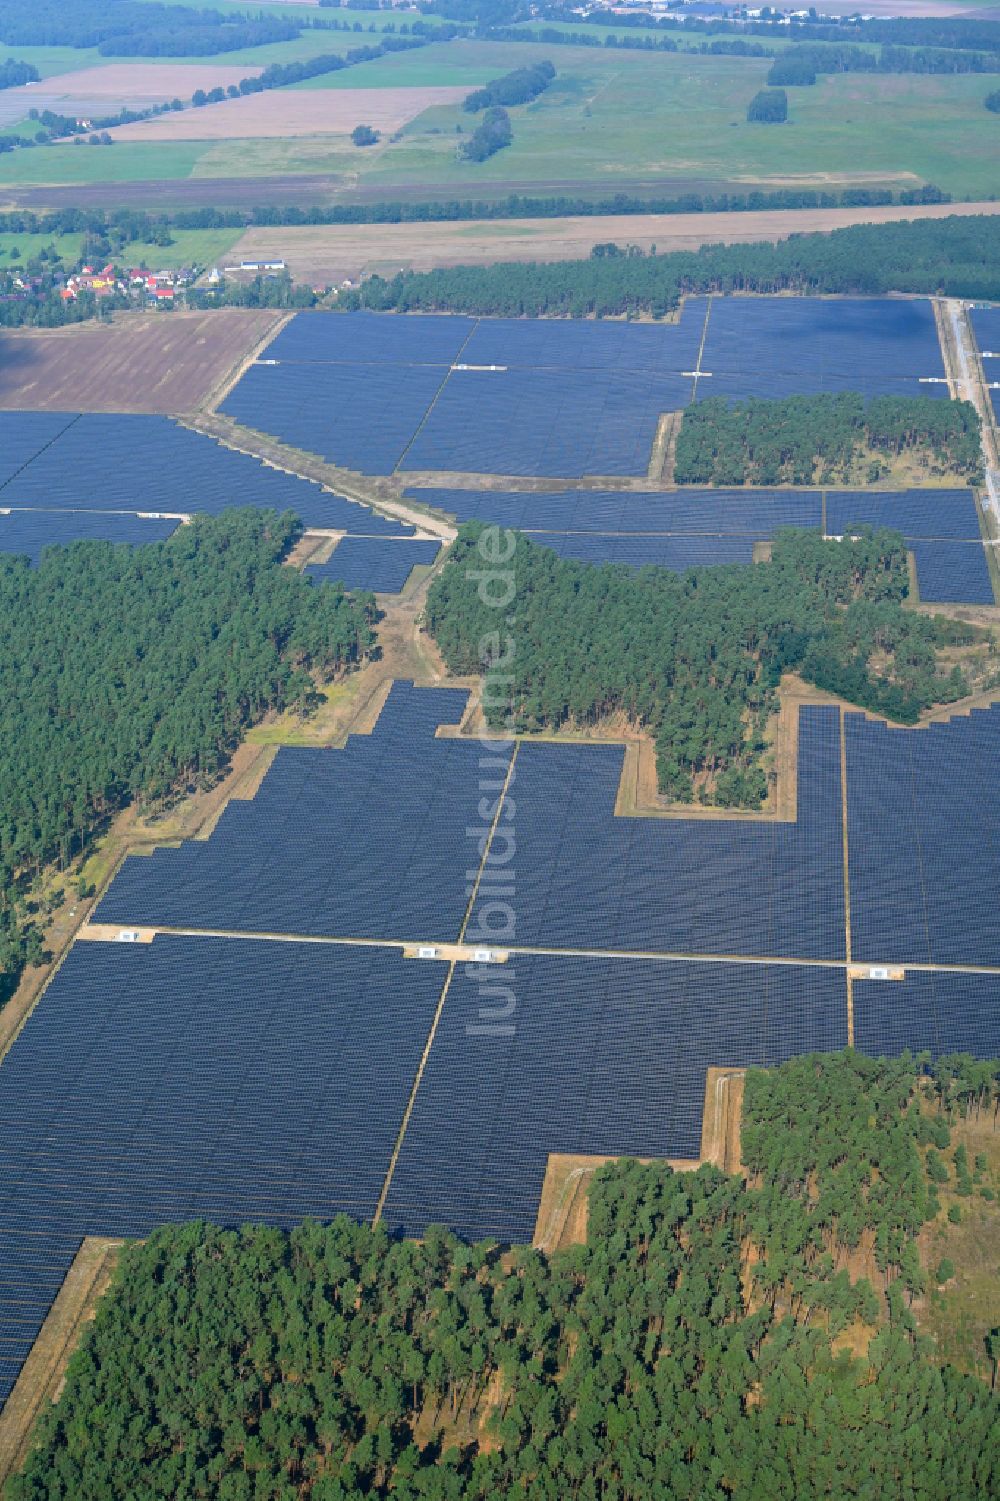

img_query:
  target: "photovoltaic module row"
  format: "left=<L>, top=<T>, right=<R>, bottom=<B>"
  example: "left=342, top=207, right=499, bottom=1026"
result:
left=0, top=935, right=445, bottom=1402
left=0, top=414, right=407, bottom=535
left=970, top=306, right=1000, bottom=362
left=0, top=510, right=180, bottom=564
left=306, top=537, right=441, bottom=594
left=385, top=957, right=847, bottom=1244
left=96, top=682, right=510, bottom=944
left=408, top=486, right=822, bottom=535
left=258, top=303, right=711, bottom=374
left=846, top=705, right=1000, bottom=968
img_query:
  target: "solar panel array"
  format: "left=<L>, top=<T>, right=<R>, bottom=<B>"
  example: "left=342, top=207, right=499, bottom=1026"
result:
left=0, top=509, right=180, bottom=564
left=386, top=957, right=847, bottom=1243
left=909, top=540, right=994, bottom=604
left=854, top=969, right=1000, bottom=1062
left=698, top=297, right=946, bottom=401
left=0, top=414, right=404, bottom=534
left=222, top=306, right=711, bottom=480
left=306, top=537, right=440, bottom=594
left=825, top=487, right=981, bottom=540
left=0, top=412, right=77, bottom=486
left=96, top=682, right=511, bottom=944
left=410, top=486, right=822, bottom=535
left=971, top=307, right=1000, bottom=425
left=0, top=935, right=444, bottom=1402
left=846, top=706, right=1000, bottom=967
left=468, top=706, right=844, bottom=960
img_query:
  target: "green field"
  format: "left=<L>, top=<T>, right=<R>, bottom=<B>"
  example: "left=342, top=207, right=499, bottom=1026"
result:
left=0, top=44, right=103, bottom=80
left=0, top=39, right=997, bottom=199
left=0, top=229, right=85, bottom=262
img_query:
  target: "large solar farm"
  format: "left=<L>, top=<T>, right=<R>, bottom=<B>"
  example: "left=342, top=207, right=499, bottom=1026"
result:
left=1, top=290, right=999, bottom=1421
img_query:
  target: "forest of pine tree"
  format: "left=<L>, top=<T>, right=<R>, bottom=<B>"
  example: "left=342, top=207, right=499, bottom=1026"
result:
left=427, top=524, right=990, bottom=806
left=0, top=511, right=376, bottom=1002
left=674, top=393, right=983, bottom=487
left=9, top=1052, right=999, bottom=1500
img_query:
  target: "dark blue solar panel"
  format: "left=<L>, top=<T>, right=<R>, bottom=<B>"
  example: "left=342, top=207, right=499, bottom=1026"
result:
left=0, top=934, right=445, bottom=1397
left=401, top=369, right=694, bottom=479
left=306, top=537, right=440, bottom=594
left=855, top=970, right=1000, bottom=1061
left=459, top=300, right=709, bottom=373
left=826, top=488, right=980, bottom=540
left=0, top=509, right=179, bottom=563
left=911, top=540, right=994, bottom=604
left=221, top=361, right=447, bottom=477
left=0, top=411, right=78, bottom=486
left=408, top=487, right=821, bottom=535
left=846, top=706, right=1000, bottom=967
left=96, top=681, right=511, bottom=944
left=528, top=532, right=755, bottom=570
left=970, top=306, right=1000, bottom=362
left=0, top=415, right=403, bottom=534
left=385, top=955, right=846, bottom=1243
left=700, top=296, right=945, bottom=399
left=465, top=705, right=844, bottom=961
left=262, top=310, right=477, bottom=367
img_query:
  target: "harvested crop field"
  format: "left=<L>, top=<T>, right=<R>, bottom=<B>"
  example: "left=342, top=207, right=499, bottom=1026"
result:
left=229, top=201, right=1000, bottom=286
left=109, top=87, right=469, bottom=141
left=1, top=64, right=264, bottom=118
left=0, top=310, right=286, bottom=414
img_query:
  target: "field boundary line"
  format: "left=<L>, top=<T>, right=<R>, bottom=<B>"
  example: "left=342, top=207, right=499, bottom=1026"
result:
left=0, top=413, right=81, bottom=500
left=691, top=295, right=713, bottom=403
left=200, top=309, right=294, bottom=416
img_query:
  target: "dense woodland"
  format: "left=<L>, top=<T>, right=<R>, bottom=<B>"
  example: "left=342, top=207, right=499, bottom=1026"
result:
left=463, top=60, right=554, bottom=112
left=0, top=1, right=300, bottom=56
left=747, top=87, right=787, bottom=124
left=429, top=524, right=987, bottom=807
left=9, top=1052, right=999, bottom=1500
left=0, top=511, right=376, bottom=1002
left=340, top=216, right=1000, bottom=317
left=675, top=393, right=983, bottom=487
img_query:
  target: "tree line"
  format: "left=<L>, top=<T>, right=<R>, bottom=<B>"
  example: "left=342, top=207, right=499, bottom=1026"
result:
left=0, top=177, right=948, bottom=240
left=0, top=0, right=298, bottom=54
left=9, top=1051, right=998, bottom=1500
left=0, top=510, right=376, bottom=1002
left=340, top=214, right=1000, bottom=317
left=768, top=40, right=1000, bottom=85
left=428, top=523, right=981, bottom=807
left=675, top=392, right=983, bottom=487
left=463, top=59, right=554, bottom=112
left=459, top=106, right=512, bottom=163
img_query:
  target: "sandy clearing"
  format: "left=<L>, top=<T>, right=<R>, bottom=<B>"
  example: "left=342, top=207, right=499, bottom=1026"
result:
left=227, top=201, right=1000, bottom=286
left=108, top=85, right=469, bottom=141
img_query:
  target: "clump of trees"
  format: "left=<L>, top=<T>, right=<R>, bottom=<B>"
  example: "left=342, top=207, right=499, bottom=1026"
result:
left=987, top=88, right=1000, bottom=112
left=459, top=105, right=512, bottom=161
left=351, top=124, right=380, bottom=147
left=675, top=392, right=983, bottom=486
left=0, top=510, right=376, bottom=1001
left=0, top=56, right=38, bottom=89
left=463, top=59, right=554, bottom=111
left=748, top=86, right=788, bottom=122
left=9, top=1052, right=999, bottom=1500
left=428, top=523, right=982, bottom=806
left=340, top=214, right=1000, bottom=317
